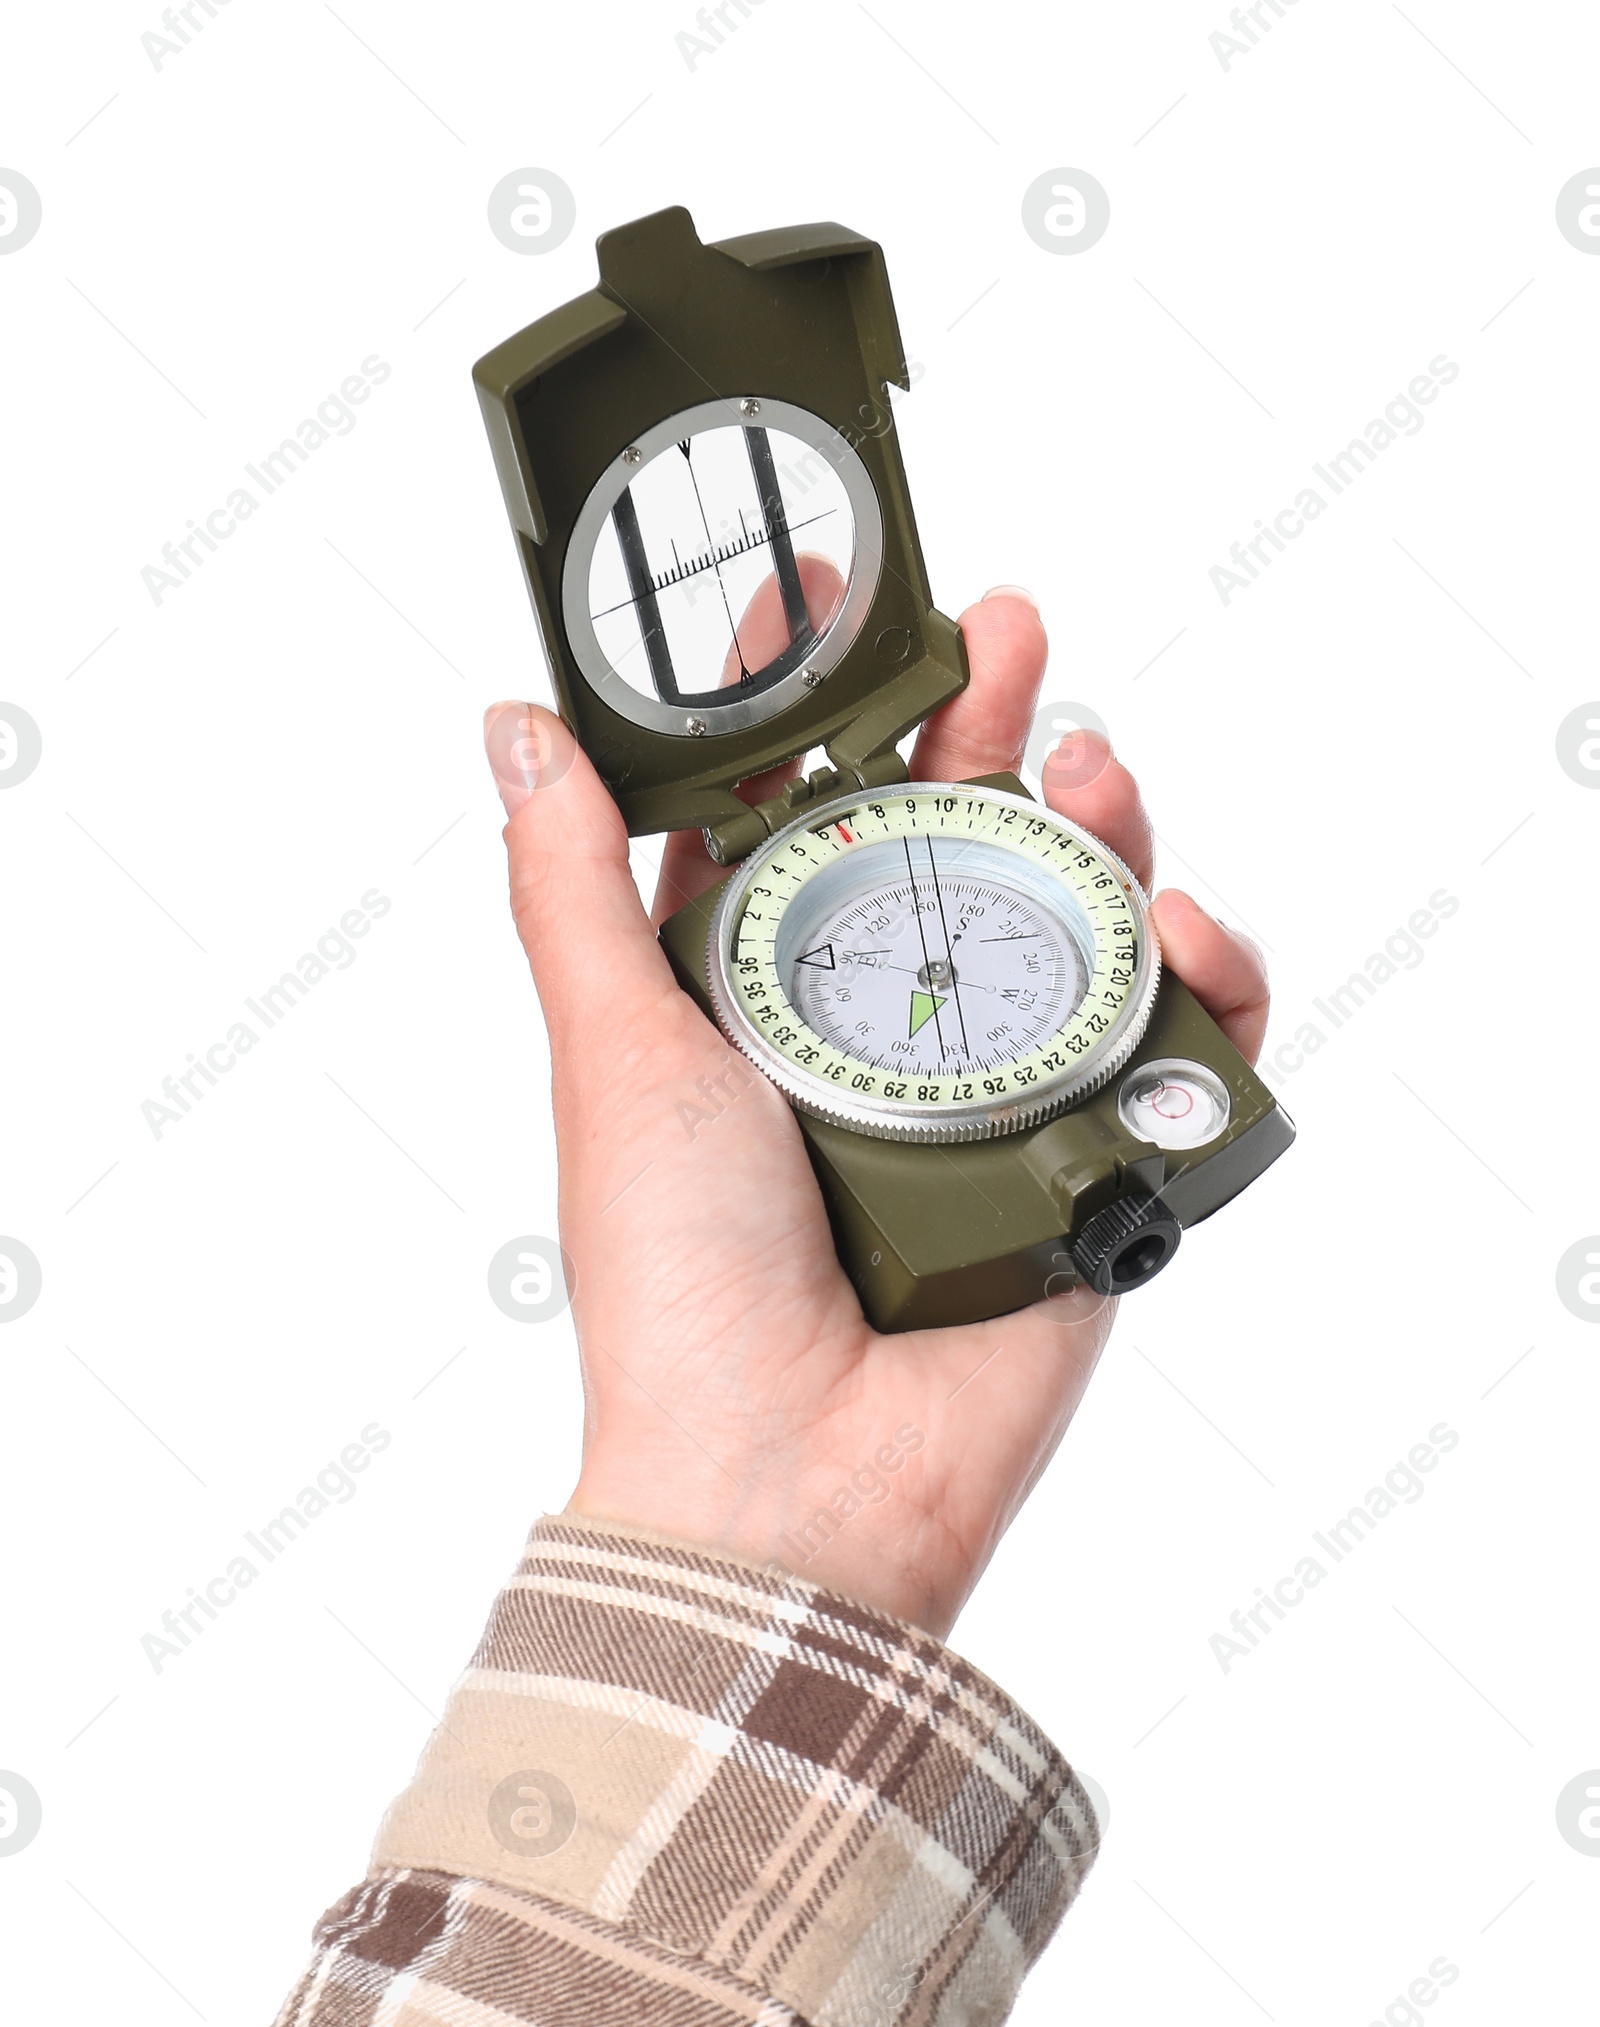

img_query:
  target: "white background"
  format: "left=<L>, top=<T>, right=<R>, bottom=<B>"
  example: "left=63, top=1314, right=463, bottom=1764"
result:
left=2, top=1, right=1597, bottom=2021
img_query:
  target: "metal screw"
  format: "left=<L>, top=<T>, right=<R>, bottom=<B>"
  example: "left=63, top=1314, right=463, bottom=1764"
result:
left=801, top=668, right=824, bottom=688
left=739, top=397, right=760, bottom=417
left=622, top=446, right=642, bottom=465
left=686, top=715, right=708, bottom=736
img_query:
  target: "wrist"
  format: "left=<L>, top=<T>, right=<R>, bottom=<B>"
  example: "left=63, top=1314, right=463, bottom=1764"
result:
left=569, top=1426, right=963, bottom=1635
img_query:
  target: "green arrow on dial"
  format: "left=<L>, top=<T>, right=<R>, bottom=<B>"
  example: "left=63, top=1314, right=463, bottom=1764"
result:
left=908, top=990, right=947, bottom=1039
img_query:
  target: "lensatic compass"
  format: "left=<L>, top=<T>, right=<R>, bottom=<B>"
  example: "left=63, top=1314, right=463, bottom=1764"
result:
left=707, top=787, right=1157, bottom=1142
left=474, top=207, right=1293, bottom=1330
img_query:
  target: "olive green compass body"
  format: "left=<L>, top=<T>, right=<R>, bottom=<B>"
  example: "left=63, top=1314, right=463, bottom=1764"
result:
left=474, top=206, right=1293, bottom=1330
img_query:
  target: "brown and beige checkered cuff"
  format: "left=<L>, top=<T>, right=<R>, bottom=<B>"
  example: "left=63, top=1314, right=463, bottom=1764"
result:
left=273, top=1514, right=1098, bottom=2027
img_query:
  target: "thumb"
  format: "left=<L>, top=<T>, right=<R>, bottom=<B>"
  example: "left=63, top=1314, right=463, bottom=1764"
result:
left=483, top=702, right=678, bottom=1055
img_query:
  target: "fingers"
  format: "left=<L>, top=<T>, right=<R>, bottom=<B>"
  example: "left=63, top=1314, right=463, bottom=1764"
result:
left=908, top=588, right=1049, bottom=782
left=720, top=554, right=843, bottom=687
left=651, top=757, right=798, bottom=926
left=914, top=589, right=1151, bottom=890
left=651, top=557, right=842, bottom=927
left=484, top=702, right=679, bottom=1061
left=1039, top=732, right=1155, bottom=892
left=1151, top=887, right=1270, bottom=1065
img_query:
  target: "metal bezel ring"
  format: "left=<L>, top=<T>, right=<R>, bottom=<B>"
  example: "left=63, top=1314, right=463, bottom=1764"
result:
left=561, top=396, right=885, bottom=739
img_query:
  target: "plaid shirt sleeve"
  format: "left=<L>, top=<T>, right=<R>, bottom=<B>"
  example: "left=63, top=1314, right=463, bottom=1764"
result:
left=272, top=1514, right=1099, bottom=2027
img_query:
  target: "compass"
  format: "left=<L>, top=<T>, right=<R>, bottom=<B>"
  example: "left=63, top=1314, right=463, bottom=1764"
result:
left=473, top=206, right=1294, bottom=1328
left=707, top=785, right=1159, bottom=1142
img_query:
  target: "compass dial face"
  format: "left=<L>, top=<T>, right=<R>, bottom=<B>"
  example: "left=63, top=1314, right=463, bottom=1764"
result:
left=707, top=785, right=1161, bottom=1142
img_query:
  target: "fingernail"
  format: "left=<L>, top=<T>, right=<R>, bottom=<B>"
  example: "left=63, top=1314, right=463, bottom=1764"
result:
left=982, top=584, right=1039, bottom=610
left=1040, top=723, right=1112, bottom=791
left=484, top=701, right=540, bottom=818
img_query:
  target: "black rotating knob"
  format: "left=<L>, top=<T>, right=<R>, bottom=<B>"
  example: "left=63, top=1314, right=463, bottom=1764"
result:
left=1070, top=1192, right=1182, bottom=1296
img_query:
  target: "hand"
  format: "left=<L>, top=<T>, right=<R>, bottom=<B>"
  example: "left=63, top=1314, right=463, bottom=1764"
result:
left=484, top=589, right=1269, bottom=1638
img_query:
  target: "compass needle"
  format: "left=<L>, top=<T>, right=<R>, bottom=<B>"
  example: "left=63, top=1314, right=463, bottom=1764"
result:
left=902, top=835, right=950, bottom=1059
left=925, top=835, right=973, bottom=1060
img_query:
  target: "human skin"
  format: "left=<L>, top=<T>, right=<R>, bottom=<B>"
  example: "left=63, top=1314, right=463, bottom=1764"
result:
left=483, top=588, right=1269, bottom=1639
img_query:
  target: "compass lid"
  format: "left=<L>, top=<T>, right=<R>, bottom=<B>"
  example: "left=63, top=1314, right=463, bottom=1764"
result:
left=472, top=206, right=967, bottom=851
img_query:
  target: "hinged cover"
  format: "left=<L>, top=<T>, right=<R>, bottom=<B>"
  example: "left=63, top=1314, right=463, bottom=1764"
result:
left=472, top=205, right=967, bottom=843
